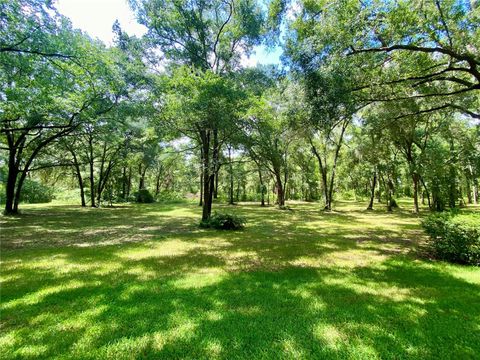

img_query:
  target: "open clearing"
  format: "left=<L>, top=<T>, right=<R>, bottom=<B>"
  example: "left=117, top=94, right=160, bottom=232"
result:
left=1, top=201, right=479, bottom=359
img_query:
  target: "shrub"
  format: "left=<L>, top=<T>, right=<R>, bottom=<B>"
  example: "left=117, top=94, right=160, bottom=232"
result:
left=134, top=189, right=155, bottom=203
left=20, top=179, right=54, bottom=204
left=390, top=198, right=399, bottom=208
left=55, top=188, right=83, bottom=203
left=156, top=191, right=184, bottom=202
left=200, top=212, right=246, bottom=230
left=422, top=212, right=480, bottom=265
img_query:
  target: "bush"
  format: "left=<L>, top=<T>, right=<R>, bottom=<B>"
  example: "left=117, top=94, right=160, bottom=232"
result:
left=134, top=189, right=155, bottom=203
left=422, top=212, right=480, bottom=265
left=200, top=212, right=246, bottom=230
left=55, top=188, right=86, bottom=203
left=20, top=179, right=54, bottom=204
left=156, top=191, right=184, bottom=202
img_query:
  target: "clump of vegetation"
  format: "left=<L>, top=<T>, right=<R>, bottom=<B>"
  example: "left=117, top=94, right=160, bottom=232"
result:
left=135, top=189, right=155, bottom=203
left=200, top=212, right=246, bottom=230
left=422, top=212, right=480, bottom=265
left=390, top=198, right=399, bottom=208
left=20, top=180, right=54, bottom=204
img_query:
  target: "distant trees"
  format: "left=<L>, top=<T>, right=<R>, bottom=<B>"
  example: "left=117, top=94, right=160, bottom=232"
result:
left=1, top=0, right=479, bottom=216
left=242, top=90, right=294, bottom=207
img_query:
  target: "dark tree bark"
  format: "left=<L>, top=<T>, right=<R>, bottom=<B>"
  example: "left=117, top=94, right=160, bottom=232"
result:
left=198, top=148, right=203, bottom=206
left=420, top=176, right=431, bottom=210
left=311, top=143, right=329, bottom=209
left=274, top=170, right=285, bottom=207
left=69, top=147, right=86, bottom=207
left=3, top=124, right=73, bottom=214
left=200, top=128, right=214, bottom=221
left=310, top=120, right=348, bottom=211
left=258, top=167, right=265, bottom=207
left=126, top=167, right=132, bottom=199
left=138, top=163, right=147, bottom=191
left=387, top=177, right=394, bottom=212
left=155, top=164, right=163, bottom=197
left=121, top=166, right=127, bottom=199
left=214, top=170, right=219, bottom=199
left=377, top=172, right=383, bottom=203
left=228, top=146, right=234, bottom=205
left=326, top=123, right=347, bottom=210
left=87, top=134, right=96, bottom=208
left=412, top=172, right=420, bottom=213
left=367, top=169, right=377, bottom=210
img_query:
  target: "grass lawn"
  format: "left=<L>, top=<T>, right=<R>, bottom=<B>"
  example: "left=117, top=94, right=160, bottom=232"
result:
left=1, top=200, right=479, bottom=359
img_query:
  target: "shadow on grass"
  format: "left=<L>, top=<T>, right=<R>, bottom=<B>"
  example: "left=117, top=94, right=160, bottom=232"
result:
left=1, top=256, right=479, bottom=359
left=1, top=201, right=479, bottom=359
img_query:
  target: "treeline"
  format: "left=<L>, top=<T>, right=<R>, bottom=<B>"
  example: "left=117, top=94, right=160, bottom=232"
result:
left=1, top=0, right=479, bottom=219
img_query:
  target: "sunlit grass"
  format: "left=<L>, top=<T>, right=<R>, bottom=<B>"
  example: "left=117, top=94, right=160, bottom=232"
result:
left=1, top=200, right=479, bottom=359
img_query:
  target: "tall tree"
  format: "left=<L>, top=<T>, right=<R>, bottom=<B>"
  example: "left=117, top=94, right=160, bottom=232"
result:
left=130, top=0, right=265, bottom=220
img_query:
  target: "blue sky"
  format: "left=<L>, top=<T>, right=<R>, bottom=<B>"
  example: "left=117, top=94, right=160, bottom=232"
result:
left=55, top=0, right=282, bottom=67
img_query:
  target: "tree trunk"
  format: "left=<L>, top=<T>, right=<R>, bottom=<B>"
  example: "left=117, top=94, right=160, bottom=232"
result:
left=387, top=177, right=394, bottom=212
left=377, top=172, right=382, bottom=203
left=473, top=179, right=478, bottom=205
left=412, top=172, right=420, bottom=213
left=267, top=180, right=271, bottom=205
left=4, top=132, right=25, bottom=214
left=88, top=136, right=96, bottom=208
left=13, top=166, right=30, bottom=213
left=466, top=176, right=472, bottom=204
left=138, top=164, right=147, bottom=191
left=126, top=167, right=132, bottom=199
left=311, top=141, right=329, bottom=210
left=71, top=149, right=86, bottom=207
left=229, top=146, right=234, bottom=205
left=367, top=170, right=377, bottom=210
left=420, top=176, right=431, bottom=210
left=97, top=160, right=114, bottom=205
left=200, top=129, right=212, bottom=222
left=214, top=170, right=219, bottom=199
left=121, top=166, right=127, bottom=200
left=4, top=148, right=18, bottom=214
left=204, top=129, right=218, bottom=217
left=326, top=122, right=347, bottom=211
left=448, top=138, right=457, bottom=208
left=275, top=171, right=285, bottom=207
left=155, top=166, right=162, bottom=197
left=96, top=143, right=107, bottom=206
left=258, top=167, right=265, bottom=207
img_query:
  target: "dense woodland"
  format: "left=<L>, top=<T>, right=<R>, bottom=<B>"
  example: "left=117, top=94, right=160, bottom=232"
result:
left=1, top=0, right=479, bottom=219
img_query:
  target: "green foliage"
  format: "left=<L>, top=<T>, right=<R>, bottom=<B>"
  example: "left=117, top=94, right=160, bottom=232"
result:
left=54, top=188, right=85, bottom=203
left=156, top=191, right=184, bottom=202
left=422, top=212, right=480, bottom=265
left=390, top=198, right=399, bottom=208
left=200, top=211, right=246, bottom=230
left=130, top=0, right=265, bottom=70
left=19, top=179, right=54, bottom=204
left=135, top=189, right=155, bottom=203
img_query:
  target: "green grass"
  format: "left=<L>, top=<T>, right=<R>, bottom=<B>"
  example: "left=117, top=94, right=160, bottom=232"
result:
left=1, top=200, right=479, bottom=359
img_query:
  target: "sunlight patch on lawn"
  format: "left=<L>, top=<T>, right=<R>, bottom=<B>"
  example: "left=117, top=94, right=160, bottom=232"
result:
left=313, top=324, right=344, bottom=348
left=172, top=270, right=227, bottom=289
left=1, top=280, right=97, bottom=310
left=280, top=336, right=305, bottom=358
left=118, top=240, right=201, bottom=260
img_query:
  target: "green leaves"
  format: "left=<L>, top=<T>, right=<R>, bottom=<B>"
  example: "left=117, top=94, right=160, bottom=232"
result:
left=130, top=0, right=266, bottom=72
